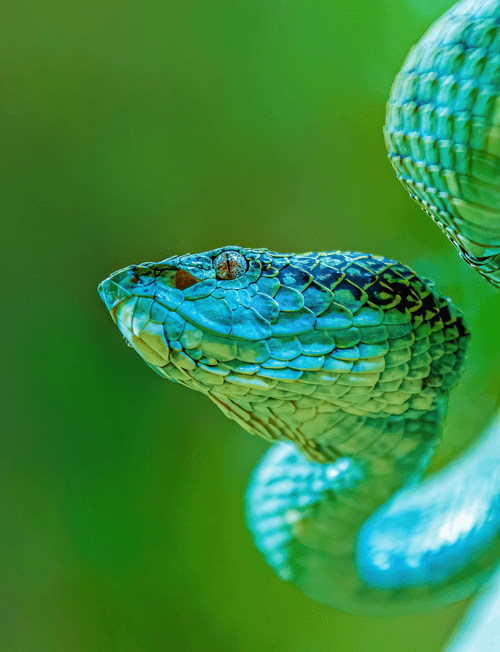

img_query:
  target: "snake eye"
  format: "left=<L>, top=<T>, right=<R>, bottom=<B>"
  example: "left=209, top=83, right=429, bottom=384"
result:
left=214, top=251, right=247, bottom=280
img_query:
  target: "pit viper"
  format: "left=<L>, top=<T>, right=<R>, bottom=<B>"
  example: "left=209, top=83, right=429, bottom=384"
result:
left=98, top=0, right=500, bottom=648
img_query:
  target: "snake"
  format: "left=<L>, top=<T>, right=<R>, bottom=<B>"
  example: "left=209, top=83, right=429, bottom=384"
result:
left=98, top=0, right=500, bottom=647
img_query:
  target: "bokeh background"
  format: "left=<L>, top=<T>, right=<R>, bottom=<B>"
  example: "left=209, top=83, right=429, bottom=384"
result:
left=3, top=0, right=500, bottom=650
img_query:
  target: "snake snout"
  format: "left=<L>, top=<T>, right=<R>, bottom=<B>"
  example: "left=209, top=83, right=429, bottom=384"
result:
left=98, top=277, right=133, bottom=322
left=98, top=265, right=155, bottom=318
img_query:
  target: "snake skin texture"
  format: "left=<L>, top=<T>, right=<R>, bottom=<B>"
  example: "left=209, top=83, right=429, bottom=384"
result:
left=382, top=0, right=500, bottom=642
left=99, top=0, right=500, bottom=639
left=98, top=248, right=468, bottom=466
left=385, top=0, right=500, bottom=285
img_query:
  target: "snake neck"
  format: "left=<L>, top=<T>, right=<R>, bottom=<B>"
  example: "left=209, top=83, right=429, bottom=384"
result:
left=246, top=401, right=447, bottom=613
left=292, top=401, right=446, bottom=553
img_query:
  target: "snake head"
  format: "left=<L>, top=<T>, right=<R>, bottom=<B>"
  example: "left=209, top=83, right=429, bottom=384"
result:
left=99, top=246, right=470, bottom=465
left=97, top=244, right=275, bottom=388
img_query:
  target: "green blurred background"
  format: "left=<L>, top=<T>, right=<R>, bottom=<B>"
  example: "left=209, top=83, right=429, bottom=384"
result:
left=3, top=0, right=500, bottom=650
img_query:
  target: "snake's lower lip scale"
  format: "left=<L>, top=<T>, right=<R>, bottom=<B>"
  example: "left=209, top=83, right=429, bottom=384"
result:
left=117, top=319, right=171, bottom=369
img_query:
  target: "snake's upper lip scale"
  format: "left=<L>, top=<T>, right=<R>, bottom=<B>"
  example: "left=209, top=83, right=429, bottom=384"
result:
left=98, top=278, right=133, bottom=323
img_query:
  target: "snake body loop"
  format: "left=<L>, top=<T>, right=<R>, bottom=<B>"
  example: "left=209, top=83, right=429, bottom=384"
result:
left=99, top=0, right=500, bottom=644
left=385, top=0, right=500, bottom=286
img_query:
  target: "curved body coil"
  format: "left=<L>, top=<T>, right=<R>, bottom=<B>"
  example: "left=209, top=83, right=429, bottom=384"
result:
left=385, top=0, right=500, bottom=285
left=99, top=0, right=500, bottom=647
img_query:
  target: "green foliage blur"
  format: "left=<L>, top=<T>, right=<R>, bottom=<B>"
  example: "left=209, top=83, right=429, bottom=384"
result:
left=3, top=0, right=500, bottom=650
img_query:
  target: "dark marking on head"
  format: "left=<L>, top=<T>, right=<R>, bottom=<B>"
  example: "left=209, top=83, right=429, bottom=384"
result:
left=176, top=269, right=201, bottom=290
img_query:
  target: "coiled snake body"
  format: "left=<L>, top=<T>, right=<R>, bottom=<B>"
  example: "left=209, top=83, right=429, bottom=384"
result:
left=99, top=0, right=500, bottom=645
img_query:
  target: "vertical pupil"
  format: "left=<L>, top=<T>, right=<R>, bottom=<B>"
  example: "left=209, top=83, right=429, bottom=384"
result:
left=222, top=253, right=234, bottom=278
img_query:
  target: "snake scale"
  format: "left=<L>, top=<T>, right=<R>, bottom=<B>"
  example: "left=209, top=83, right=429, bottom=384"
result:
left=99, top=0, right=500, bottom=646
